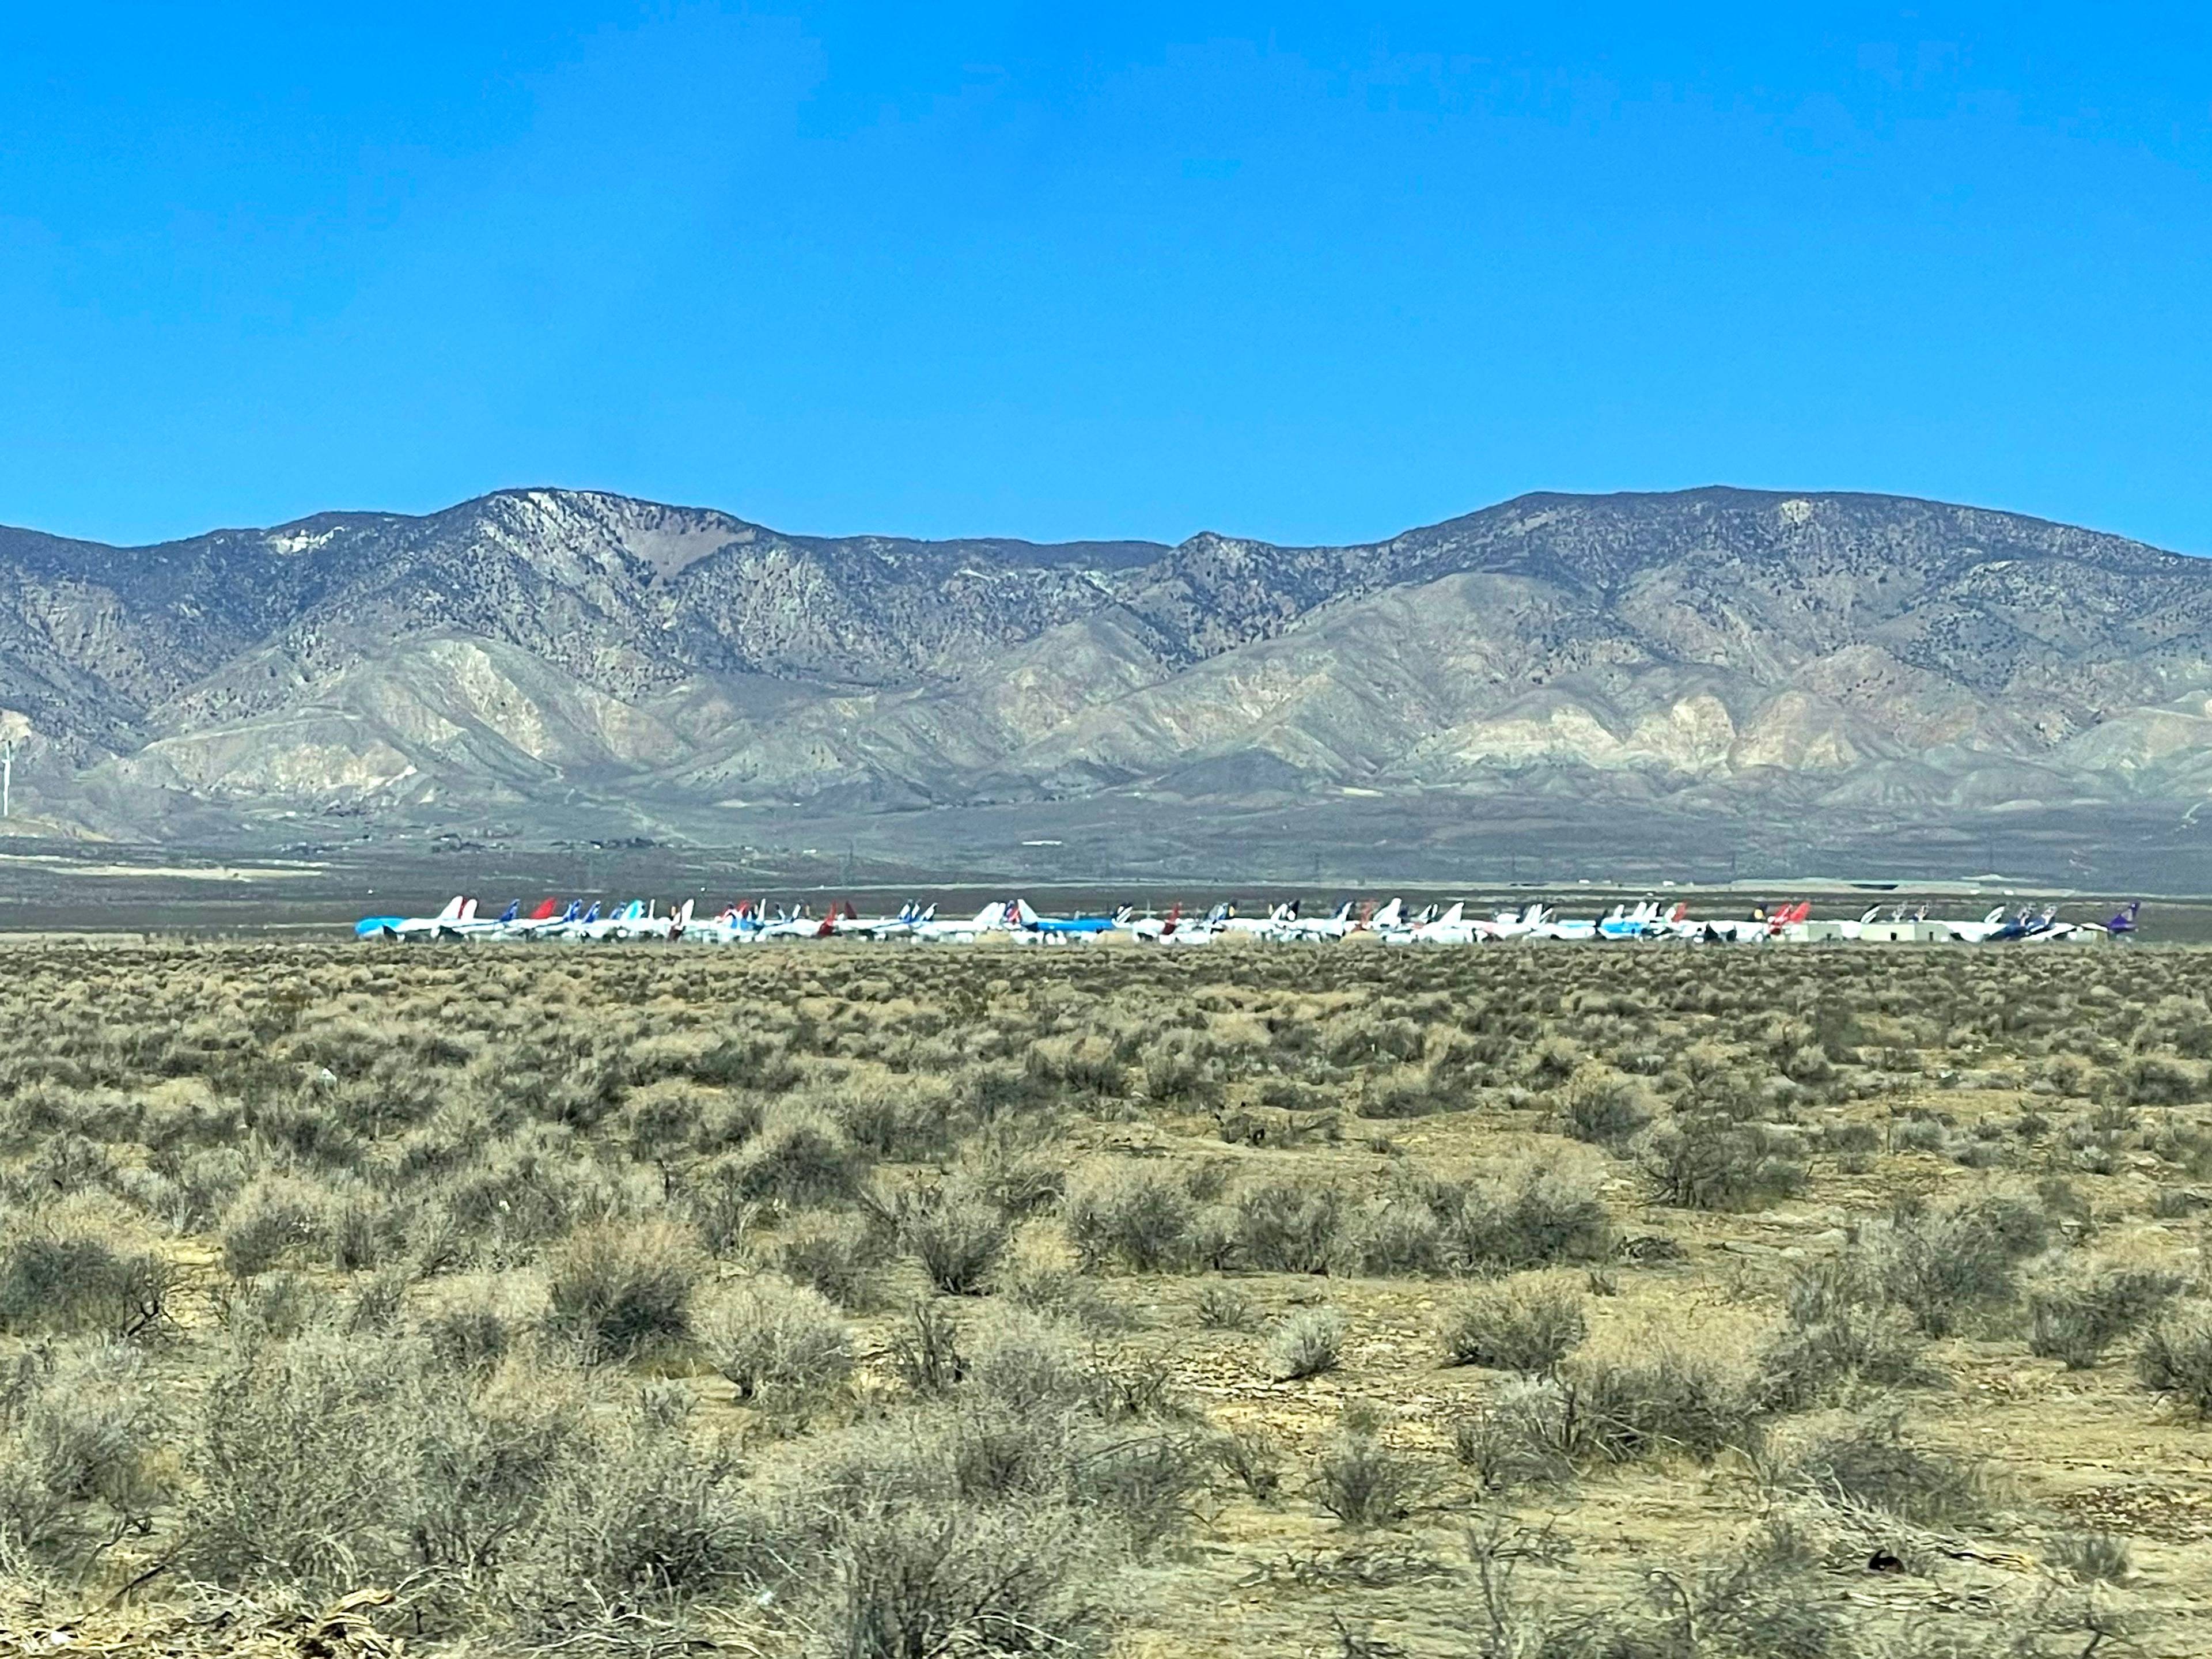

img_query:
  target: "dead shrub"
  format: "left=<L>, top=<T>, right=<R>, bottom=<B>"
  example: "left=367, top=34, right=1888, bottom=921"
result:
left=2028, top=1262, right=2187, bottom=1369
left=893, top=1181, right=1012, bottom=1296
left=1233, top=1179, right=1342, bottom=1273
left=0, top=1225, right=177, bottom=1340
left=0, top=1342, right=168, bottom=1560
left=219, top=1175, right=329, bottom=1277
left=1639, top=1111, right=1808, bottom=1211
left=1439, top=1276, right=1589, bottom=1374
left=2051, top=1529, right=2132, bottom=1585
left=1441, top=1155, right=1615, bottom=1271
left=889, top=1299, right=968, bottom=1395
left=1209, top=1422, right=1285, bottom=1500
left=1859, top=1193, right=2051, bottom=1337
left=2137, top=1304, right=2212, bottom=1415
left=1312, top=1412, right=1423, bottom=1528
left=1264, top=1308, right=1344, bottom=1381
left=1063, top=1161, right=1195, bottom=1273
left=767, top=1208, right=889, bottom=1309
left=822, top=1502, right=1110, bottom=1659
left=1760, top=1257, right=1931, bottom=1409
left=1785, top=1411, right=1990, bottom=1524
left=1561, top=1071, right=1655, bottom=1150
left=544, top=1218, right=704, bottom=1361
left=724, top=1105, right=870, bottom=1208
left=696, top=1274, right=854, bottom=1400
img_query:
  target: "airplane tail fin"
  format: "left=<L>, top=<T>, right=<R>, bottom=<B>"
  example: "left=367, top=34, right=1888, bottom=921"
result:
left=530, top=898, right=558, bottom=921
left=436, top=896, right=465, bottom=922
left=497, top=902, right=520, bottom=924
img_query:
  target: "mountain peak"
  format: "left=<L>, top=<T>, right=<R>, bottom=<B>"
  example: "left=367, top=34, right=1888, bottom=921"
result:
left=1, top=484, right=2205, bottom=877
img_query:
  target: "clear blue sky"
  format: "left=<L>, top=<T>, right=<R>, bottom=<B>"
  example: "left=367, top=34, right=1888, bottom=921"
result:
left=3, top=5, right=2209, bottom=552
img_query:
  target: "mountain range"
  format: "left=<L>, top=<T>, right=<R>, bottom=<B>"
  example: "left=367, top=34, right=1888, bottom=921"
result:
left=5, top=485, right=2212, bottom=883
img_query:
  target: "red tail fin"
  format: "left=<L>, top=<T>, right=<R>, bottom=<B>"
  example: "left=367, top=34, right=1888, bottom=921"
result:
left=530, top=897, right=558, bottom=921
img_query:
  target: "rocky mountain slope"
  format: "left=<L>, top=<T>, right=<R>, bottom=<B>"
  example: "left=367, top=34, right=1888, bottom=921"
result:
left=5, top=486, right=2211, bottom=872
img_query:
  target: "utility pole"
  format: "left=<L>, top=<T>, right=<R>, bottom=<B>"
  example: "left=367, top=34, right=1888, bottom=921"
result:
left=1, top=740, right=14, bottom=821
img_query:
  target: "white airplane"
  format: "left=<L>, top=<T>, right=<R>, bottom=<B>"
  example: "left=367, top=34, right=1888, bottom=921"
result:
left=1721, top=900, right=1812, bottom=942
left=829, top=900, right=926, bottom=941
left=1215, top=902, right=1296, bottom=937
left=677, top=904, right=744, bottom=945
left=1933, top=905, right=2012, bottom=943
left=497, top=899, right=577, bottom=941
left=576, top=900, right=654, bottom=942
left=1271, top=900, right=1358, bottom=942
left=1384, top=901, right=1486, bottom=945
left=1535, top=908, right=1599, bottom=941
left=353, top=895, right=469, bottom=941
left=1358, top=897, right=1407, bottom=934
left=752, top=903, right=834, bottom=942
left=449, top=899, right=532, bottom=940
left=1131, top=903, right=1221, bottom=944
left=912, top=902, right=1012, bottom=943
left=1595, top=900, right=1666, bottom=940
left=1478, top=903, right=1549, bottom=940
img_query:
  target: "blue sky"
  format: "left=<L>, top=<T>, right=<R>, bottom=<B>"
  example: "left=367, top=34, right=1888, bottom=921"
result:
left=2, top=5, right=2209, bottom=551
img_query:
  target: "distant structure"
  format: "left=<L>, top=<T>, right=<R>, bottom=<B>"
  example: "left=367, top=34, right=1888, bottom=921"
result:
left=0, top=738, right=13, bottom=820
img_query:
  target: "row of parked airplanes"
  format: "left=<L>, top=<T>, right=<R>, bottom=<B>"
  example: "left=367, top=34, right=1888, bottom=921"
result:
left=355, top=895, right=2143, bottom=946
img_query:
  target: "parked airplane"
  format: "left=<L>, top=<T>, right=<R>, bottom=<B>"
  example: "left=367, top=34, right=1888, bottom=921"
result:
left=497, top=899, right=571, bottom=941
left=1482, top=903, right=1551, bottom=940
left=1384, top=901, right=1484, bottom=945
left=825, top=900, right=923, bottom=941
left=1926, top=906, right=2009, bottom=943
left=1217, top=902, right=1296, bottom=937
left=1132, top=903, right=1225, bottom=944
left=912, top=902, right=1012, bottom=943
left=1596, top=900, right=1666, bottom=941
left=450, top=899, right=522, bottom=940
left=1007, top=899, right=1128, bottom=940
left=1271, top=900, right=1358, bottom=942
left=354, top=895, right=468, bottom=941
left=353, top=887, right=2145, bottom=949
